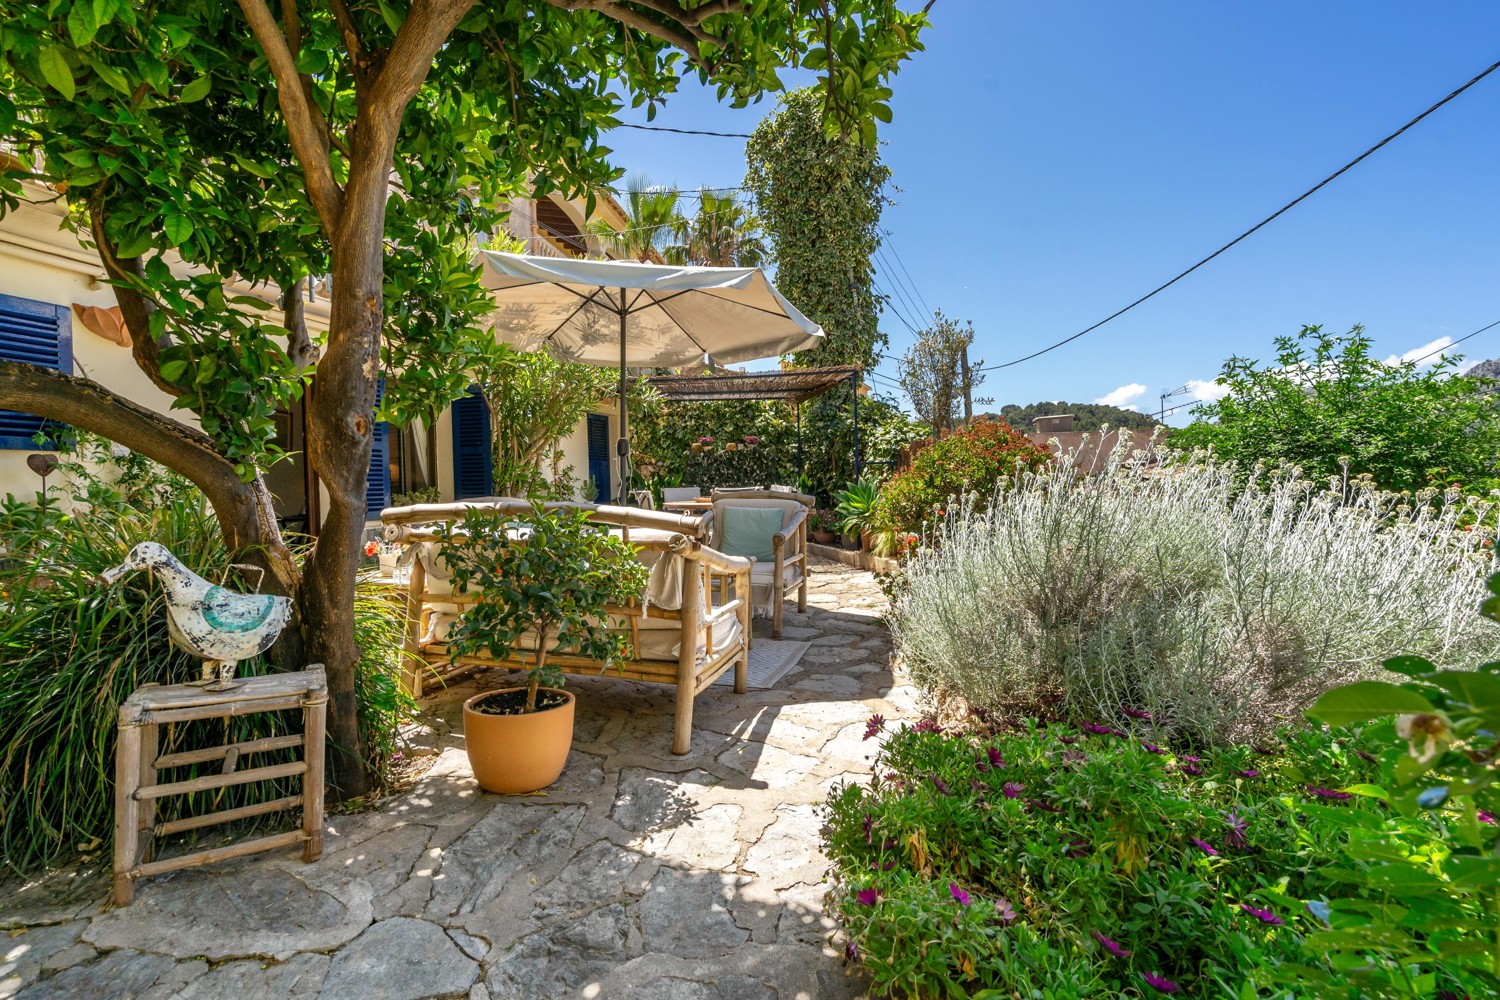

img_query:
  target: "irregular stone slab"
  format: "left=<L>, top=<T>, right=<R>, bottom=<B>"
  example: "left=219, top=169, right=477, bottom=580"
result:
left=819, top=721, right=880, bottom=768
left=136, top=958, right=208, bottom=1000
left=485, top=903, right=637, bottom=1000
left=544, top=749, right=606, bottom=798
left=714, top=975, right=777, bottom=1000
left=1, top=921, right=86, bottom=997
left=174, top=953, right=328, bottom=999
left=715, top=743, right=819, bottom=785
left=425, top=805, right=584, bottom=919
left=794, top=673, right=863, bottom=698
left=777, top=881, right=838, bottom=946
left=83, top=866, right=373, bottom=962
left=743, top=804, right=824, bottom=879
left=639, top=803, right=743, bottom=870
left=448, top=928, right=490, bottom=962
left=300, top=822, right=434, bottom=902
left=611, top=768, right=716, bottom=834
left=532, top=840, right=654, bottom=920
left=617, top=978, right=717, bottom=1000
left=15, top=949, right=175, bottom=1000
left=639, top=868, right=749, bottom=960
left=321, top=917, right=477, bottom=1000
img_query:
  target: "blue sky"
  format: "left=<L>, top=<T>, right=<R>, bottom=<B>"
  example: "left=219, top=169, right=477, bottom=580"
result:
left=602, top=2, right=1500, bottom=424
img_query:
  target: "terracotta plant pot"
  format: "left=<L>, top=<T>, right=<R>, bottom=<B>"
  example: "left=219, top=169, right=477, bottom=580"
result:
left=841, top=533, right=861, bottom=551
left=811, top=529, right=837, bottom=545
left=463, top=687, right=575, bottom=794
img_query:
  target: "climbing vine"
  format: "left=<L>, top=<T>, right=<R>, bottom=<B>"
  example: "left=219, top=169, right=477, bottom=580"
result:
left=744, top=87, right=891, bottom=371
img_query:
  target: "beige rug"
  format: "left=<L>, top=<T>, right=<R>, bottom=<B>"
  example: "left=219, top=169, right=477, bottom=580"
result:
left=714, top=639, right=811, bottom=690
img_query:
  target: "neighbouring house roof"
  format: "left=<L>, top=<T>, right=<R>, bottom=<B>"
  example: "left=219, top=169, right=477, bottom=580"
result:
left=646, top=366, right=860, bottom=405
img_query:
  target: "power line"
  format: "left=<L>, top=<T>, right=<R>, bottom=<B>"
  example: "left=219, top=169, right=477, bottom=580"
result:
left=881, top=231, right=934, bottom=317
left=874, top=281, right=924, bottom=335
left=978, top=56, right=1500, bottom=372
left=1409, top=317, right=1500, bottom=365
left=615, top=122, right=754, bottom=139
left=874, top=247, right=929, bottom=331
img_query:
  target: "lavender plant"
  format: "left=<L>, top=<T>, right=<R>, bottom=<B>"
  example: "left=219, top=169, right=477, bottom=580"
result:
left=889, top=435, right=1500, bottom=744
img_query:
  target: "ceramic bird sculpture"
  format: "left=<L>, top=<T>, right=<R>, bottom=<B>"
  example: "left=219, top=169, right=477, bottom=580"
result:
left=100, top=542, right=292, bottom=691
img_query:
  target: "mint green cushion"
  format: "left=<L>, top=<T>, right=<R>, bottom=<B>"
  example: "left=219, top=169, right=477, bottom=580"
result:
left=719, top=506, right=784, bottom=562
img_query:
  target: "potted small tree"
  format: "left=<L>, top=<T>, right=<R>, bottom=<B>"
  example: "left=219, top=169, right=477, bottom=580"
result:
left=834, top=477, right=880, bottom=551
left=436, top=504, right=649, bottom=793
left=809, top=508, right=840, bottom=545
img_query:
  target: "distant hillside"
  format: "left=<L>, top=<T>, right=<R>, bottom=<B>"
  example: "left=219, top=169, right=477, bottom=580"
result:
left=988, top=401, right=1163, bottom=432
left=1468, top=357, right=1500, bottom=387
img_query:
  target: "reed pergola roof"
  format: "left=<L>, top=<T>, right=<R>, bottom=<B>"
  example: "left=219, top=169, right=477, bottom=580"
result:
left=646, top=365, right=861, bottom=405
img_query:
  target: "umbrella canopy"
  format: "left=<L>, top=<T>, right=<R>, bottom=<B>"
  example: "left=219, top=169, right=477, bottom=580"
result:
left=476, top=251, right=825, bottom=501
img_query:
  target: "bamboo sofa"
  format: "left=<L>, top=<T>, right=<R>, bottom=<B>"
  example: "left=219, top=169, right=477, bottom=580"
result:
left=379, top=500, right=752, bottom=755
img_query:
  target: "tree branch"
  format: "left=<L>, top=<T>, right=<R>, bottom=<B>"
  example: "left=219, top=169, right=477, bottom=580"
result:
left=87, top=198, right=182, bottom=399
left=371, top=0, right=478, bottom=121
left=326, top=0, right=369, bottom=83
left=282, top=277, right=320, bottom=368
left=236, top=0, right=343, bottom=229
left=538, top=0, right=714, bottom=67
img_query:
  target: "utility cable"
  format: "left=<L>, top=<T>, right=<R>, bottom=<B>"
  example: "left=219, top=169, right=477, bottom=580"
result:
left=615, top=122, right=754, bottom=139
left=978, top=56, right=1500, bottom=372
left=1408, top=317, right=1500, bottom=365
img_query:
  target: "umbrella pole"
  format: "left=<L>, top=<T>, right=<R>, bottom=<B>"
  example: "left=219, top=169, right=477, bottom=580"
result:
left=616, top=288, right=629, bottom=504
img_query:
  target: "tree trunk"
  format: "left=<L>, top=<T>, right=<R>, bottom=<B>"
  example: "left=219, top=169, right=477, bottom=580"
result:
left=298, top=103, right=402, bottom=797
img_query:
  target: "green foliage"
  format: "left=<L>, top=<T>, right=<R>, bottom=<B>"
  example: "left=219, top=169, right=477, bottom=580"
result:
left=825, top=714, right=1490, bottom=998
left=1172, top=325, right=1500, bottom=495
left=53, top=430, right=196, bottom=511
left=872, top=419, right=1050, bottom=537
left=0, top=488, right=410, bottom=873
left=833, top=476, right=880, bottom=537
left=745, top=87, right=891, bottom=370
left=897, top=309, right=988, bottom=434
left=683, top=435, right=783, bottom=494
left=665, top=188, right=766, bottom=268
left=471, top=344, right=621, bottom=498
left=1299, top=580, right=1500, bottom=996
left=586, top=175, right=682, bottom=262
left=434, top=505, right=650, bottom=713
left=994, top=400, right=1162, bottom=433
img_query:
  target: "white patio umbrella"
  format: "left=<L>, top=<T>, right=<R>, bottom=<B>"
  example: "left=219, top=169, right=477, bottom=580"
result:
left=477, top=251, right=824, bottom=502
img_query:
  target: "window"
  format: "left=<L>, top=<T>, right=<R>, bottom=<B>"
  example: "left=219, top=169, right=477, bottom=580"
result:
left=451, top=387, right=492, bottom=499
left=0, top=293, right=72, bottom=449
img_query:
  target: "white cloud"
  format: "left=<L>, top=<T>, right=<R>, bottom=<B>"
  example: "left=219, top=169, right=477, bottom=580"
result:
left=1184, top=378, right=1230, bottom=403
left=1384, top=337, right=1451, bottom=367
left=1094, top=383, right=1147, bottom=407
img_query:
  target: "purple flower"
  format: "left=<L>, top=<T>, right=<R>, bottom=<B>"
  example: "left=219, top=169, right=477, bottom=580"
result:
left=1081, top=723, right=1121, bottom=736
left=1143, top=972, right=1180, bottom=994
left=1480, top=810, right=1497, bottom=826
left=1026, top=798, right=1062, bottom=814
left=1002, top=781, right=1025, bottom=799
left=949, top=882, right=971, bottom=906
left=862, top=714, right=885, bottom=741
left=994, top=897, right=1018, bottom=923
left=871, top=858, right=896, bottom=871
left=861, top=813, right=874, bottom=844
left=930, top=774, right=952, bottom=796
left=1064, top=837, right=1090, bottom=858
left=855, top=887, right=881, bottom=906
left=913, top=718, right=943, bottom=735
left=1190, top=837, right=1219, bottom=856
left=881, top=837, right=898, bottom=851
left=1235, top=769, right=1261, bottom=779
left=1058, top=735, right=1080, bottom=745
left=844, top=939, right=859, bottom=962
left=1180, top=764, right=1204, bottom=776
left=1063, top=749, right=1087, bottom=765
left=1224, top=810, right=1249, bottom=850
left=986, top=747, right=1004, bottom=768
left=1306, top=786, right=1353, bottom=801
left=1091, top=930, right=1132, bottom=958
left=1179, top=755, right=1202, bottom=763
left=1122, top=707, right=1151, bottom=720
left=1353, top=749, right=1378, bottom=763
left=1240, top=903, right=1284, bottom=926
left=1142, top=742, right=1168, bottom=755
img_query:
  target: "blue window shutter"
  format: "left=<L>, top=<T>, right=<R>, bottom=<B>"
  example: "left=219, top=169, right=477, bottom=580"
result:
left=0, top=294, right=73, bottom=450
left=450, top=387, right=492, bottom=499
left=365, top=379, right=391, bottom=514
left=586, top=413, right=610, bottom=503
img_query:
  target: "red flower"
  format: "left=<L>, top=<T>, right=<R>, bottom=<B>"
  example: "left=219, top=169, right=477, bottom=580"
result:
left=364, top=540, right=379, bottom=557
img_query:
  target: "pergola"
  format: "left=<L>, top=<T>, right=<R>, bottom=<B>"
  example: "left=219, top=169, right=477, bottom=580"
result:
left=646, top=365, right=864, bottom=477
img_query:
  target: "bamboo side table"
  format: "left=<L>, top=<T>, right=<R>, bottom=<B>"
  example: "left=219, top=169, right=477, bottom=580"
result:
left=113, top=666, right=328, bottom=905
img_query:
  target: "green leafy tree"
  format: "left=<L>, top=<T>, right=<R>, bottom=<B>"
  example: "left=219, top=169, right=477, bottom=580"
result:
left=993, top=400, right=1161, bottom=433
left=585, top=175, right=682, bottom=262
left=0, top=0, right=926, bottom=792
left=1173, top=326, right=1500, bottom=495
left=745, top=86, right=896, bottom=370
left=898, top=309, right=988, bottom=435
left=472, top=344, right=619, bottom=498
left=665, top=188, right=766, bottom=268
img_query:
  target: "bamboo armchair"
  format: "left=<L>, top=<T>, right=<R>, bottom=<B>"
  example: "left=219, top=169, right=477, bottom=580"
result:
left=706, top=489, right=813, bottom=639
left=380, top=500, right=752, bottom=755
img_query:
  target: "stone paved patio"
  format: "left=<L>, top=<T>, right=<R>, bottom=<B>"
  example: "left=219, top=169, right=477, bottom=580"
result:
left=2, top=559, right=917, bottom=1000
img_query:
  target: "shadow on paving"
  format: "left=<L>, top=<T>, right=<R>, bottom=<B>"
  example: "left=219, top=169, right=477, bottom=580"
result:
left=2, top=560, right=910, bottom=1000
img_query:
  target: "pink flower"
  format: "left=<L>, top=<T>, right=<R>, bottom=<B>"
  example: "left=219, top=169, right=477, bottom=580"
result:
left=912, top=719, right=943, bottom=734
left=1224, top=810, right=1249, bottom=850
left=1143, top=972, right=1180, bottom=994
left=1091, top=930, right=1132, bottom=958
left=994, top=897, right=1018, bottom=923
left=1235, top=770, right=1261, bottom=779
left=1180, top=764, right=1204, bottom=776
left=855, top=887, right=881, bottom=906
left=1001, top=782, right=1024, bottom=799
left=1305, top=786, right=1353, bottom=801
left=862, top=714, right=884, bottom=740
left=1240, top=903, right=1284, bottom=926
left=1122, top=707, right=1151, bottom=720
left=1480, top=810, right=1497, bottom=826
left=1191, top=837, right=1219, bottom=856
left=1142, top=743, right=1168, bottom=755
left=949, top=882, right=971, bottom=906
left=844, top=939, right=859, bottom=961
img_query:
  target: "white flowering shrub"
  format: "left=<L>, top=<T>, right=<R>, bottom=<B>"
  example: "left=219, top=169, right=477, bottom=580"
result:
left=890, top=436, right=1500, bottom=744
